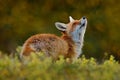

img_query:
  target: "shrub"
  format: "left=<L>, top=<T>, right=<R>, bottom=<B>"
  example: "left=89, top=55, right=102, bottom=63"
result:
left=0, top=51, right=120, bottom=80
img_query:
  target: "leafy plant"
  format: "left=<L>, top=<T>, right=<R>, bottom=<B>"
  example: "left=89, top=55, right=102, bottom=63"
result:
left=0, top=50, right=120, bottom=80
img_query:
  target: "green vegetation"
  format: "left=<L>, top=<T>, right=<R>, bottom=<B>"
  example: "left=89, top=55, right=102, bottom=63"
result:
left=0, top=49, right=120, bottom=80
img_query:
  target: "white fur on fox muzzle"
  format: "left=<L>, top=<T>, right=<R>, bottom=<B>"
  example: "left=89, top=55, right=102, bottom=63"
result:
left=80, top=17, right=87, bottom=26
left=79, top=18, right=87, bottom=28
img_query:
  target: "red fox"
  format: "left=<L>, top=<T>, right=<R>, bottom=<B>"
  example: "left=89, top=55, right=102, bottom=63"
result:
left=20, top=16, right=87, bottom=61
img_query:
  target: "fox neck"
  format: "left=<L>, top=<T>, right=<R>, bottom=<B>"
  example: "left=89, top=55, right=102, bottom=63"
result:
left=61, top=33, right=83, bottom=59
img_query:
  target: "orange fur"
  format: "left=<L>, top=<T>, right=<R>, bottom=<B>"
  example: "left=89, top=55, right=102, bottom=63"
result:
left=67, top=20, right=80, bottom=32
left=21, top=34, right=69, bottom=60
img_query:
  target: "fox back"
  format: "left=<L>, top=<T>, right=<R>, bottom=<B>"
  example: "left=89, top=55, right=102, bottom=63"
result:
left=20, top=16, right=87, bottom=61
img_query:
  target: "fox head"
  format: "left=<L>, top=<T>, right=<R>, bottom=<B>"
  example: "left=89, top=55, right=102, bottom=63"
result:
left=55, top=16, right=87, bottom=44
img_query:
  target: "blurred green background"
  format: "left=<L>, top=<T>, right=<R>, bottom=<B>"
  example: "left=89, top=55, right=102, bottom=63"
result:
left=0, top=0, right=120, bottom=60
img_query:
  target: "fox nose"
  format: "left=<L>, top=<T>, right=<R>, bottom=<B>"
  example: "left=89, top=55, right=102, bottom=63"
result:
left=82, top=16, right=86, bottom=19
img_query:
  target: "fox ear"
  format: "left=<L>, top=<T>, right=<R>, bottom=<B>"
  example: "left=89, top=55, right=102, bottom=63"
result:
left=55, top=22, right=66, bottom=31
left=69, top=16, right=74, bottom=22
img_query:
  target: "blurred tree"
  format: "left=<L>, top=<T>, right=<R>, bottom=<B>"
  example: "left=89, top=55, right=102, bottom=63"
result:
left=0, top=0, right=120, bottom=61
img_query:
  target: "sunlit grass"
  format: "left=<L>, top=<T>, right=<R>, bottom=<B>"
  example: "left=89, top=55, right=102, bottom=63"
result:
left=0, top=48, right=120, bottom=80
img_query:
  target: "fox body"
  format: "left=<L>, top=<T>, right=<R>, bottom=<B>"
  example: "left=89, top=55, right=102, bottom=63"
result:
left=20, top=16, right=87, bottom=61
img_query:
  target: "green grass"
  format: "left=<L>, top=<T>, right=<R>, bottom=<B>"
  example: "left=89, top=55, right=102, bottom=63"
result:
left=0, top=50, right=120, bottom=80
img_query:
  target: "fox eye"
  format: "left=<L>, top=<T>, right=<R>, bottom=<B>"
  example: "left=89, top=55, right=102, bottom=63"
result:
left=73, top=22, right=80, bottom=26
left=72, top=23, right=77, bottom=26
